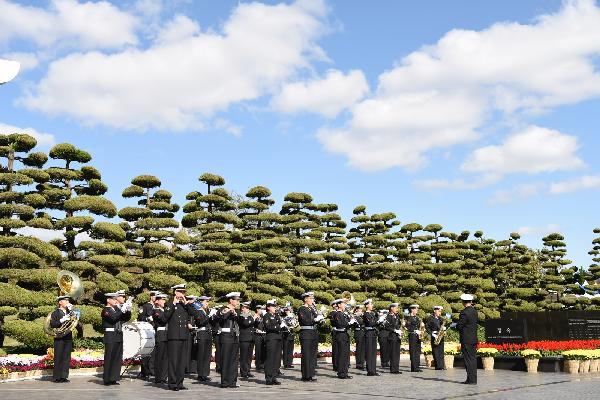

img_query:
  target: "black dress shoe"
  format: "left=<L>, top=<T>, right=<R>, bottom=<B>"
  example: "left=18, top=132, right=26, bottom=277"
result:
left=247, top=373, right=255, bottom=378
left=179, top=386, right=188, bottom=390
left=61, top=379, right=70, bottom=383
left=367, top=372, right=380, bottom=376
left=356, top=366, right=364, bottom=370
left=53, top=379, right=61, bottom=383
left=391, top=371, right=402, bottom=374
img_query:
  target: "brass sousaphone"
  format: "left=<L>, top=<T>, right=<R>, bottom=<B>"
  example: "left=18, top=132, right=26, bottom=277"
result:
left=44, top=270, right=84, bottom=338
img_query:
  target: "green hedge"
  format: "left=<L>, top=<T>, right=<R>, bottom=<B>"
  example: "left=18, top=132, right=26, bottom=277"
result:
left=3, top=319, right=53, bottom=353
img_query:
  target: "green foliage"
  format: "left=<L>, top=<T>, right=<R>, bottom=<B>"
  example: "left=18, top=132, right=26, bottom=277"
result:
left=3, top=319, right=53, bottom=352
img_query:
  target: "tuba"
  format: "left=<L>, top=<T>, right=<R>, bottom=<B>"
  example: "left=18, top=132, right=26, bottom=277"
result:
left=44, top=270, right=83, bottom=338
left=341, top=291, right=356, bottom=307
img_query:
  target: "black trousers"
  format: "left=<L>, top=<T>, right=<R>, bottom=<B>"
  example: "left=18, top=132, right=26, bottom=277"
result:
left=300, top=337, right=318, bottom=379
left=432, top=339, right=445, bottom=369
left=167, top=339, right=187, bottom=389
left=53, top=338, right=72, bottom=381
left=154, top=340, right=168, bottom=383
left=282, top=334, right=294, bottom=367
left=254, top=334, right=266, bottom=369
left=220, top=340, right=240, bottom=387
left=408, top=333, right=421, bottom=371
left=365, top=331, right=377, bottom=374
left=462, top=342, right=477, bottom=383
left=103, top=341, right=123, bottom=383
left=354, top=331, right=365, bottom=368
left=331, top=331, right=338, bottom=371
left=141, top=352, right=154, bottom=377
left=186, top=336, right=197, bottom=374
left=196, top=339, right=212, bottom=378
left=214, top=335, right=221, bottom=372
left=378, top=334, right=389, bottom=367
left=265, top=337, right=282, bottom=383
left=388, top=335, right=401, bottom=373
left=239, top=340, right=254, bottom=377
left=335, top=332, right=350, bottom=377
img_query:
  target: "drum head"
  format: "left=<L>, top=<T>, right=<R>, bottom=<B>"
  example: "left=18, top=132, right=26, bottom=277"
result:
left=122, top=322, right=155, bottom=359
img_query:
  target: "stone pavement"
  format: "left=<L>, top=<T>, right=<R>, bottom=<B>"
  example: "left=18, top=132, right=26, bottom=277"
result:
left=1, top=363, right=599, bottom=400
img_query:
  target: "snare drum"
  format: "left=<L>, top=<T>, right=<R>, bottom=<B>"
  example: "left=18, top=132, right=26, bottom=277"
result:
left=122, top=321, right=155, bottom=359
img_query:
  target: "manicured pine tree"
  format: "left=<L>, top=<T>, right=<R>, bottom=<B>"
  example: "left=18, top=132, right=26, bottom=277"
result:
left=588, top=228, right=600, bottom=282
left=181, top=173, right=242, bottom=297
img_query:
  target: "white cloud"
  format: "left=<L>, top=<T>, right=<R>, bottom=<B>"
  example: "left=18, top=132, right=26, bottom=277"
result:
left=516, top=224, right=561, bottom=236
left=156, top=14, right=200, bottom=45
left=462, top=126, right=584, bottom=175
left=549, top=175, right=600, bottom=194
left=214, top=118, right=242, bottom=137
left=1, top=52, right=39, bottom=71
left=271, top=69, right=369, bottom=118
left=0, top=123, right=55, bottom=148
left=488, top=182, right=545, bottom=204
left=0, top=0, right=138, bottom=49
left=21, top=0, right=329, bottom=131
left=317, top=0, right=600, bottom=171
left=413, top=173, right=500, bottom=191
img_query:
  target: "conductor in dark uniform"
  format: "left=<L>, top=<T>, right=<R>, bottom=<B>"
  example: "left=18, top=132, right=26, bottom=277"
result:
left=50, top=295, right=74, bottom=383
left=152, top=293, right=169, bottom=384
left=406, top=304, right=423, bottom=372
left=101, top=292, right=131, bottom=385
left=164, top=284, right=195, bottom=391
left=238, top=301, right=255, bottom=378
left=218, top=292, right=241, bottom=388
left=298, top=292, right=322, bottom=381
left=138, top=290, right=158, bottom=380
left=193, top=295, right=215, bottom=382
left=384, top=303, right=402, bottom=374
left=454, top=294, right=478, bottom=384
left=263, top=299, right=283, bottom=385
left=426, top=306, right=446, bottom=370
left=362, top=299, right=379, bottom=376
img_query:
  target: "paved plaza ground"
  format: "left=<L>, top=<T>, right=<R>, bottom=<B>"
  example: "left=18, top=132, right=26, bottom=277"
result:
left=1, top=361, right=599, bottom=400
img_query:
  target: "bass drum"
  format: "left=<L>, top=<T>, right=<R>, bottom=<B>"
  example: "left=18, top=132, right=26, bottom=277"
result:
left=122, top=321, right=155, bottom=359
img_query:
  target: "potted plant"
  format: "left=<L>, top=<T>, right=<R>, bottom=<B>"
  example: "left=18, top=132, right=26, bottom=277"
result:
left=562, top=350, right=582, bottom=374
left=444, top=347, right=459, bottom=370
left=422, top=345, right=434, bottom=368
left=579, top=351, right=591, bottom=373
left=477, top=347, right=498, bottom=371
left=590, top=350, right=600, bottom=373
left=521, top=349, right=541, bottom=373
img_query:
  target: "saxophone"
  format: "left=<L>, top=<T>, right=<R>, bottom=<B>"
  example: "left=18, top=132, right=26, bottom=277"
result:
left=433, top=317, right=448, bottom=346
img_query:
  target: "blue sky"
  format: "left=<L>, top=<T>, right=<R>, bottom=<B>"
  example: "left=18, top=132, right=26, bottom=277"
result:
left=1, top=0, right=599, bottom=268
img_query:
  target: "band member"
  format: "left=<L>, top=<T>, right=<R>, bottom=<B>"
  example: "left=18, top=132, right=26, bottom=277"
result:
left=382, top=303, right=401, bottom=374
left=254, top=304, right=266, bottom=371
left=184, top=295, right=198, bottom=376
left=50, top=295, right=74, bottom=383
left=193, top=295, right=215, bottom=382
left=281, top=305, right=296, bottom=369
left=238, top=301, right=255, bottom=378
left=426, top=306, right=446, bottom=370
left=353, top=305, right=365, bottom=370
left=218, top=292, right=241, bottom=388
left=101, top=292, right=131, bottom=385
left=152, top=293, right=169, bottom=384
left=329, top=300, right=340, bottom=372
left=454, top=294, right=478, bottom=385
left=298, top=292, right=323, bottom=381
left=138, top=290, right=158, bottom=380
left=263, top=299, right=283, bottom=385
left=362, top=299, right=379, bottom=376
left=377, top=310, right=390, bottom=368
left=331, top=298, right=354, bottom=379
left=406, top=304, right=423, bottom=372
left=164, top=284, right=195, bottom=391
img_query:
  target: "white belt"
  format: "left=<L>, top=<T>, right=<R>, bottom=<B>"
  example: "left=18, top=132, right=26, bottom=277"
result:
left=105, top=328, right=115, bottom=332
left=333, top=328, right=347, bottom=332
left=221, top=328, right=231, bottom=332
left=197, top=327, right=207, bottom=331
left=365, top=327, right=376, bottom=330
left=157, top=327, right=166, bottom=331
left=300, top=326, right=314, bottom=330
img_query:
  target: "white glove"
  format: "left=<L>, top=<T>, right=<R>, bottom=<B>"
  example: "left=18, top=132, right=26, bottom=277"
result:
left=59, top=315, right=70, bottom=323
left=394, top=329, right=401, bottom=335
left=349, top=317, right=357, bottom=325
left=147, top=316, right=153, bottom=322
left=315, top=315, right=324, bottom=322
left=377, top=316, right=386, bottom=324
left=280, top=321, right=287, bottom=328
left=432, top=332, right=438, bottom=339
left=414, top=330, right=421, bottom=335
left=449, top=322, right=457, bottom=329
left=441, top=326, right=447, bottom=331
left=66, top=304, right=73, bottom=311
left=209, top=308, right=217, bottom=317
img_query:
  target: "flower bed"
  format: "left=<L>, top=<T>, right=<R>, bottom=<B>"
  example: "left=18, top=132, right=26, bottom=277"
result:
left=477, top=340, right=600, bottom=357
